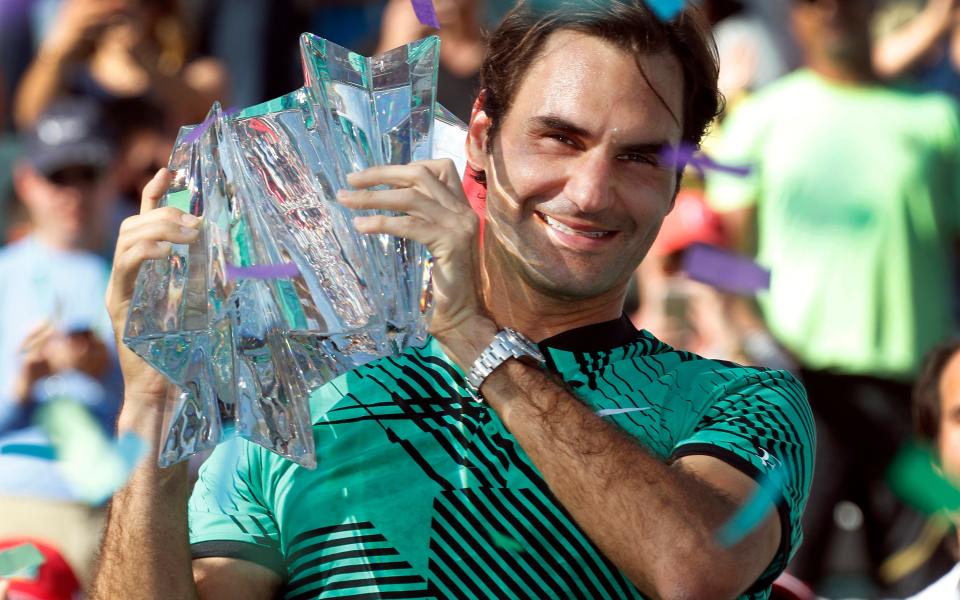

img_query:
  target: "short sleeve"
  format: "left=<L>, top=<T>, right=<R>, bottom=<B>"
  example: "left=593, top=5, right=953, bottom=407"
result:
left=187, top=438, right=285, bottom=577
left=671, top=368, right=815, bottom=593
left=943, top=100, right=960, bottom=236
left=705, top=96, right=768, bottom=213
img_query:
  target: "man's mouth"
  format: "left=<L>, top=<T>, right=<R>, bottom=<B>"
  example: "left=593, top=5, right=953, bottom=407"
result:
left=535, top=212, right=615, bottom=239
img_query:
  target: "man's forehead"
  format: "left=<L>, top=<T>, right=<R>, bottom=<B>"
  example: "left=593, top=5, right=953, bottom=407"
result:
left=511, top=30, right=684, bottom=141
left=941, top=352, right=960, bottom=408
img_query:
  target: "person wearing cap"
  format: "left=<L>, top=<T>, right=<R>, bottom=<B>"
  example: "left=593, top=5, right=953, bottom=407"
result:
left=0, top=97, right=120, bottom=439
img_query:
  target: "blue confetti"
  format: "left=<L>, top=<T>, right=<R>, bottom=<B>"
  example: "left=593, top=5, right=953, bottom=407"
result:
left=717, top=467, right=786, bottom=547
left=646, top=0, right=687, bottom=21
left=0, top=543, right=44, bottom=579
left=0, top=443, right=57, bottom=460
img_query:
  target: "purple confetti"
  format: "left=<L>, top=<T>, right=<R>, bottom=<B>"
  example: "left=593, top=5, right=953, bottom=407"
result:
left=226, top=262, right=300, bottom=281
left=411, top=0, right=440, bottom=29
left=682, top=243, right=771, bottom=294
left=659, top=143, right=753, bottom=178
left=182, top=106, right=239, bottom=145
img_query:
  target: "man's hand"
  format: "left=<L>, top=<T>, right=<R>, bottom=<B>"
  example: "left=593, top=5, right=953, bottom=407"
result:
left=40, top=0, right=130, bottom=62
left=106, top=168, right=200, bottom=406
left=337, top=160, right=498, bottom=369
left=13, top=322, right=56, bottom=404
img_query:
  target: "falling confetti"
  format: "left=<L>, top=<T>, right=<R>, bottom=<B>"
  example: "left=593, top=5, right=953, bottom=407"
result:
left=682, top=243, right=771, bottom=294
left=887, top=442, right=960, bottom=515
left=37, top=399, right=148, bottom=505
left=411, top=0, right=440, bottom=29
left=660, top=143, right=754, bottom=178
left=646, top=0, right=687, bottom=21
left=225, top=262, right=300, bottom=282
left=0, top=543, right=44, bottom=579
left=183, top=106, right=240, bottom=145
left=717, top=467, right=785, bottom=547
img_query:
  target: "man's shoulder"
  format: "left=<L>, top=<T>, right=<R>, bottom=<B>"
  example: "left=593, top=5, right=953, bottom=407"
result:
left=553, top=329, right=807, bottom=410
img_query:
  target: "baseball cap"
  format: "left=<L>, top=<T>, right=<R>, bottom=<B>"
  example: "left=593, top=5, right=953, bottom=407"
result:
left=21, top=97, right=114, bottom=178
left=650, top=188, right=727, bottom=257
left=0, top=538, right=80, bottom=600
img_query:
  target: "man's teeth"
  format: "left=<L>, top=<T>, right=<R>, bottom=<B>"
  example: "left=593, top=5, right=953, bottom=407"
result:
left=542, top=214, right=609, bottom=238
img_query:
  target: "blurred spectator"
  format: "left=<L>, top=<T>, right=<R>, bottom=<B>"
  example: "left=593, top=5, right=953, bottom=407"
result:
left=0, top=0, right=37, bottom=132
left=376, top=0, right=484, bottom=120
left=709, top=0, right=800, bottom=104
left=633, top=190, right=742, bottom=360
left=707, top=0, right=960, bottom=593
left=874, top=0, right=960, bottom=97
left=909, top=338, right=960, bottom=598
left=12, top=0, right=228, bottom=131
left=635, top=189, right=796, bottom=368
left=0, top=98, right=120, bottom=438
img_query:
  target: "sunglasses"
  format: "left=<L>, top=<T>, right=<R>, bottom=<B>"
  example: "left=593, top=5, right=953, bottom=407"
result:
left=47, top=165, right=104, bottom=187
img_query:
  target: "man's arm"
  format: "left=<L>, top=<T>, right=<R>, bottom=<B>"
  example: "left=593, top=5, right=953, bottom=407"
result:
left=339, top=161, right=788, bottom=599
left=475, top=358, right=781, bottom=600
left=873, top=0, right=958, bottom=80
left=91, top=169, right=282, bottom=600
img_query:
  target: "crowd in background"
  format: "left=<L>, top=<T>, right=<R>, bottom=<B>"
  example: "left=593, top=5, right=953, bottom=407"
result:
left=0, top=0, right=958, bottom=598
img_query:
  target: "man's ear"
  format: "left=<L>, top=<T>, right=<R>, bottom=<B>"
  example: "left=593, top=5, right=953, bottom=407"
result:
left=466, top=93, right=493, bottom=174
left=11, top=162, right=38, bottom=207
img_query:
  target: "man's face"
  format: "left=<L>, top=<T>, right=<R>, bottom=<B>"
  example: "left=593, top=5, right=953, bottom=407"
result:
left=16, top=163, right=114, bottom=248
left=472, top=31, right=683, bottom=300
left=938, top=352, right=960, bottom=481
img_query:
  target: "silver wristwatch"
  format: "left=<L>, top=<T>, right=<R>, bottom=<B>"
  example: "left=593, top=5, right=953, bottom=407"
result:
left=465, top=328, right=546, bottom=396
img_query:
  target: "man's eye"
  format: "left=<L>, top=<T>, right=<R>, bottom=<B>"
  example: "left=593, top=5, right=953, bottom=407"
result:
left=619, top=153, right=658, bottom=166
left=547, top=134, right=576, bottom=147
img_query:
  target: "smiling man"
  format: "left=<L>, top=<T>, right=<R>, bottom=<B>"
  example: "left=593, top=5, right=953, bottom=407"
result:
left=93, top=2, right=814, bottom=599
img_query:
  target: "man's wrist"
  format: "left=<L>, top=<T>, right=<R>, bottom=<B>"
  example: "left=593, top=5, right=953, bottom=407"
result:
left=116, top=393, right=166, bottom=438
left=434, top=316, right=499, bottom=372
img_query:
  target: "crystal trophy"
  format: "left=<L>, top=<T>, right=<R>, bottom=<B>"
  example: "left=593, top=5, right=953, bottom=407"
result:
left=124, top=34, right=469, bottom=469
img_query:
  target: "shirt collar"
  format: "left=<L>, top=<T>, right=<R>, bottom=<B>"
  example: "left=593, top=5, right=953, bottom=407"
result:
left=537, top=314, right=640, bottom=353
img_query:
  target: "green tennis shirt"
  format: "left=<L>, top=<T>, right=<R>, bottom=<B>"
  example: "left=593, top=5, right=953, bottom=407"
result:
left=188, top=317, right=814, bottom=599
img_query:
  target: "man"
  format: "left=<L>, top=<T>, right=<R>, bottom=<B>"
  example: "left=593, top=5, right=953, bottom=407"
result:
left=0, top=97, right=118, bottom=437
left=706, top=0, right=960, bottom=592
left=94, top=2, right=814, bottom=599
left=909, top=339, right=960, bottom=599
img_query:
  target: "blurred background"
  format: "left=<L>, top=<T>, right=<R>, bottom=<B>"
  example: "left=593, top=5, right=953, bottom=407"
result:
left=0, top=0, right=958, bottom=598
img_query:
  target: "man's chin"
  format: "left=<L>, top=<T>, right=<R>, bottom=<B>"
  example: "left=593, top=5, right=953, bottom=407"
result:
left=524, top=266, right=623, bottom=302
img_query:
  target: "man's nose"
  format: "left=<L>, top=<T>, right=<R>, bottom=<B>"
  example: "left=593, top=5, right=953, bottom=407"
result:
left=564, top=149, right=614, bottom=213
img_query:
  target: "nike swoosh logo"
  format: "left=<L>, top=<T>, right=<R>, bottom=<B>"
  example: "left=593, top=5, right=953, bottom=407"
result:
left=596, top=407, right=653, bottom=417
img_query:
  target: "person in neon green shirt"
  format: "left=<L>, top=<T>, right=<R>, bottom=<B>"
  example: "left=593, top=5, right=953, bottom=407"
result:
left=707, top=0, right=960, bottom=592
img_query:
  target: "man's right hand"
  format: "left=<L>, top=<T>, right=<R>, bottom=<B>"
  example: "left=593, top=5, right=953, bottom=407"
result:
left=41, top=0, right=130, bottom=62
left=105, top=168, right=200, bottom=405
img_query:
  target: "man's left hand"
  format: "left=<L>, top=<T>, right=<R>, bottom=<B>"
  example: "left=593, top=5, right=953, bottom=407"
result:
left=337, top=160, right=497, bottom=369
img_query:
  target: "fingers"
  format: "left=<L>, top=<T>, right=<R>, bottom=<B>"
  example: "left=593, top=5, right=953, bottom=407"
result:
left=116, top=214, right=201, bottom=254
left=345, top=160, right=467, bottom=213
left=108, top=239, right=176, bottom=316
left=338, top=187, right=458, bottom=224
left=18, top=321, right=57, bottom=356
left=353, top=214, right=440, bottom=245
left=141, top=168, right=172, bottom=214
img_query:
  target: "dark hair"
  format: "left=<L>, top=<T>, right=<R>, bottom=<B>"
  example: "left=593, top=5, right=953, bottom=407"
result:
left=914, top=338, right=960, bottom=442
left=475, top=0, right=722, bottom=184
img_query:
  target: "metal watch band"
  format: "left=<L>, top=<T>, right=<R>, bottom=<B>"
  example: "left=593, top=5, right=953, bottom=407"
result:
left=465, top=328, right=546, bottom=396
